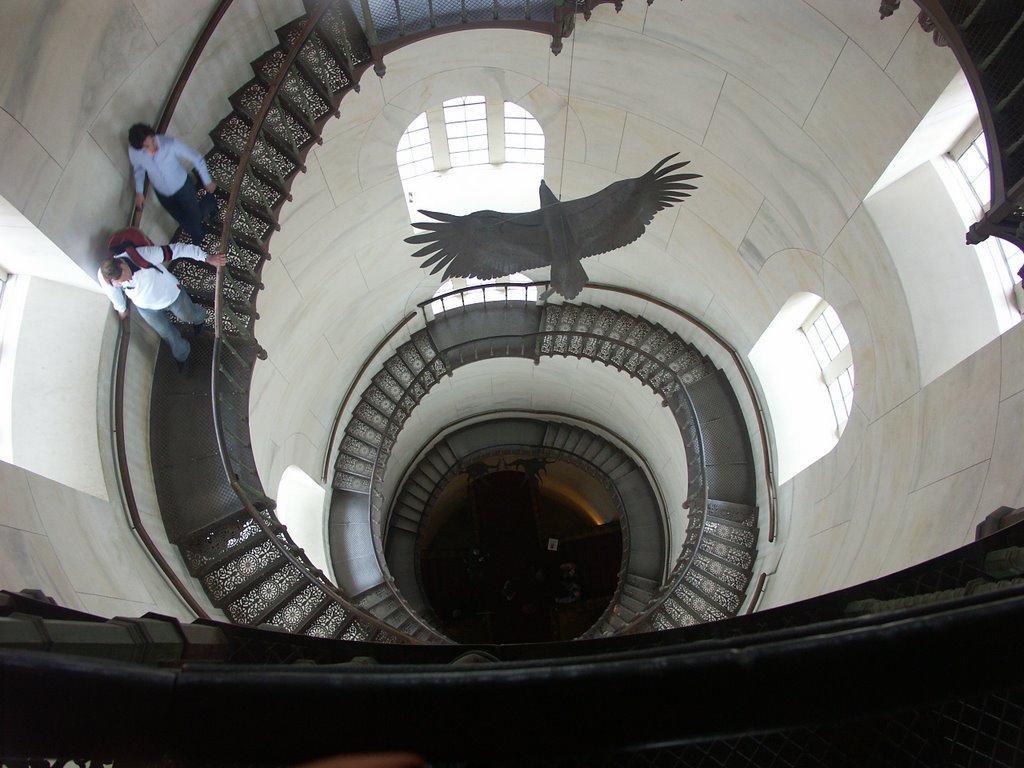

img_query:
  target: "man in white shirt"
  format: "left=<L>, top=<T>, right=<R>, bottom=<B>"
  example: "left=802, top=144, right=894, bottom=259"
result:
left=99, top=243, right=227, bottom=373
left=128, top=123, right=218, bottom=244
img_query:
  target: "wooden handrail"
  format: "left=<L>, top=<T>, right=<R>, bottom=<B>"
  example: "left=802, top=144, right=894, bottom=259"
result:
left=745, top=571, right=768, bottom=614
left=110, top=0, right=237, bottom=621
left=417, top=280, right=777, bottom=542
left=109, top=320, right=210, bottom=619
left=584, top=282, right=778, bottom=543
left=206, top=1, right=425, bottom=642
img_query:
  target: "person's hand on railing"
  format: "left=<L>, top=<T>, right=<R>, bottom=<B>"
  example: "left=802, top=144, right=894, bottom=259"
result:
left=134, top=192, right=145, bottom=211
left=207, top=252, right=227, bottom=267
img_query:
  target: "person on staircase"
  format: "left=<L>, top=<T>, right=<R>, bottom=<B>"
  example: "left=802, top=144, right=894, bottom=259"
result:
left=128, top=123, right=218, bottom=243
left=99, top=242, right=226, bottom=374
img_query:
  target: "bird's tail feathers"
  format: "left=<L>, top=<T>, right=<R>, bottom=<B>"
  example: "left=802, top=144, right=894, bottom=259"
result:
left=551, top=257, right=588, bottom=300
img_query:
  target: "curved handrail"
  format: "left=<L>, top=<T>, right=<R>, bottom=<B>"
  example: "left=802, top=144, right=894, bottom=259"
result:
left=361, top=325, right=719, bottom=634
left=585, top=377, right=709, bottom=636
left=109, top=0, right=237, bottom=621
left=415, top=290, right=769, bottom=631
left=745, top=571, right=768, bottom=614
left=584, top=282, right=777, bottom=543
left=208, top=2, right=419, bottom=642
left=321, top=310, right=417, bottom=483
left=416, top=278, right=775, bottom=541
left=109, top=320, right=210, bottom=619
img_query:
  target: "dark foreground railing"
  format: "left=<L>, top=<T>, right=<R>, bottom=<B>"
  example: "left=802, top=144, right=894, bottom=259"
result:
left=4, top=519, right=1024, bottom=764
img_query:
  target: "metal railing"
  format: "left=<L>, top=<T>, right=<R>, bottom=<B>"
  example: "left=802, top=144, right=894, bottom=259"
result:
left=109, top=0, right=240, bottom=621
left=205, top=1, right=418, bottom=642
left=353, top=0, right=571, bottom=70
left=359, top=323, right=713, bottom=630
left=416, top=279, right=774, bottom=540
left=900, top=1, right=1024, bottom=256
left=584, top=282, right=777, bottom=543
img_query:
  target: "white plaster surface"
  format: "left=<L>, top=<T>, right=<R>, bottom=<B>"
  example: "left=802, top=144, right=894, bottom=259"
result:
left=9, top=278, right=109, bottom=499
left=0, top=458, right=198, bottom=620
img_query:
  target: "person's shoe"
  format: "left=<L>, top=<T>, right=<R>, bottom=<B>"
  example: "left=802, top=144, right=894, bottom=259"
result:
left=193, top=322, right=205, bottom=338
left=177, top=356, right=191, bottom=376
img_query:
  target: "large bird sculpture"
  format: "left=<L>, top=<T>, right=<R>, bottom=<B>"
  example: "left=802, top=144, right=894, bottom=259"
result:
left=405, top=153, right=700, bottom=300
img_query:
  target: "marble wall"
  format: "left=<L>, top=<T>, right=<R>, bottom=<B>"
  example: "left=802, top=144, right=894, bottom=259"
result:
left=764, top=319, right=1024, bottom=605
left=0, top=0, right=293, bottom=617
left=0, top=0, right=1020, bottom=620
left=0, top=457, right=200, bottom=620
left=249, top=0, right=1020, bottom=608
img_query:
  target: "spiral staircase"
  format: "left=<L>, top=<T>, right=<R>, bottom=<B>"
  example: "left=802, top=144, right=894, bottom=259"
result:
left=129, top=0, right=767, bottom=647
left=3, top=0, right=1024, bottom=764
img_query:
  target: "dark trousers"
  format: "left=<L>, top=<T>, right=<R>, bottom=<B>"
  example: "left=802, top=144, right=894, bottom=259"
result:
left=156, top=180, right=217, bottom=243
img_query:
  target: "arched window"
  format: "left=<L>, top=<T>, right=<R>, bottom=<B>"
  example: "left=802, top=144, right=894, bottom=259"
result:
left=504, top=101, right=544, bottom=164
left=749, top=293, right=854, bottom=483
left=396, top=97, right=544, bottom=178
left=396, top=112, right=433, bottom=180
left=443, top=95, right=488, bottom=167
left=948, top=128, right=1024, bottom=314
left=802, top=301, right=855, bottom=429
left=396, top=97, right=545, bottom=225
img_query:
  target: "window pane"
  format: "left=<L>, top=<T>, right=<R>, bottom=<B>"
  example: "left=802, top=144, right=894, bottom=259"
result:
left=397, top=111, right=433, bottom=178
left=503, top=101, right=544, bottom=168
left=803, top=300, right=854, bottom=429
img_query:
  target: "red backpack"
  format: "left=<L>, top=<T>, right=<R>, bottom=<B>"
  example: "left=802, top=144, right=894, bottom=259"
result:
left=105, top=227, right=172, bottom=282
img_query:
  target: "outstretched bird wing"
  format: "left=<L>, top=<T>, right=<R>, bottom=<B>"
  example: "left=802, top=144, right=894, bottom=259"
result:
left=560, top=153, right=700, bottom=259
left=405, top=208, right=551, bottom=280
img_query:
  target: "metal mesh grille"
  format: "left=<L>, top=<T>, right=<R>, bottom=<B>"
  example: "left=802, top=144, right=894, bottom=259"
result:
left=510, top=686, right=1024, bottom=767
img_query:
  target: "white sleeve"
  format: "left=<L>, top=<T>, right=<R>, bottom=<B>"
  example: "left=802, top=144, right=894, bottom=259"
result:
left=134, top=243, right=207, bottom=264
left=97, top=266, right=127, bottom=312
left=165, top=242, right=209, bottom=263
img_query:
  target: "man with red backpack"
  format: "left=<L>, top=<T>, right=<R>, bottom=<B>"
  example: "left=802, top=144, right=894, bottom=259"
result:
left=99, top=231, right=226, bottom=374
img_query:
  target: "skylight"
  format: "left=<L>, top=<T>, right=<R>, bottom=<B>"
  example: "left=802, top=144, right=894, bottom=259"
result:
left=444, top=95, right=488, bottom=167
left=397, top=112, right=433, bottom=180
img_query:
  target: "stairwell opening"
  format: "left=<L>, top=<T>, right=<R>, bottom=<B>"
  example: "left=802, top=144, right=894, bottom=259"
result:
left=416, top=453, right=623, bottom=644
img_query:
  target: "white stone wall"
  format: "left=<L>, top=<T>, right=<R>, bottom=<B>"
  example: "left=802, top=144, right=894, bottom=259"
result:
left=0, top=0, right=289, bottom=618
left=0, top=0, right=1021, bottom=619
